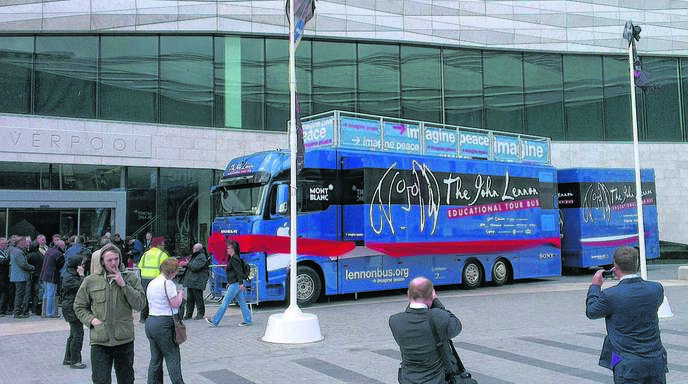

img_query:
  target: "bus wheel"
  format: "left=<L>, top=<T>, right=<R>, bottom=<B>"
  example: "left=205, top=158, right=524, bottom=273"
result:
left=462, top=260, right=482, bottom=289
left=492, top=259, right=510, bottom=286
left=296, top=266, right=322, bottom=307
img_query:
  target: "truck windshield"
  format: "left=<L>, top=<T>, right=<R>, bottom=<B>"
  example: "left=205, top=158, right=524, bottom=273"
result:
left=217, top=184, right=267, bottom=216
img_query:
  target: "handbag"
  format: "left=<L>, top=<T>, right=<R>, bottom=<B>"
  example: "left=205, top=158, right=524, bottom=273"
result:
left=428, top=312, right=478, bottom=384
left=164, top=281, right=187, bottom=345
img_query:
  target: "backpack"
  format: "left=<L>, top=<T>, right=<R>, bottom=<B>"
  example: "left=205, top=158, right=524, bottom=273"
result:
left=241, top=257, right=251, bottom=281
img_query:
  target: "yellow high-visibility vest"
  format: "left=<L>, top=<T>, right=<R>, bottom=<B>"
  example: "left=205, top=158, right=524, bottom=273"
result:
left=138, top=247, right=169, bottom=279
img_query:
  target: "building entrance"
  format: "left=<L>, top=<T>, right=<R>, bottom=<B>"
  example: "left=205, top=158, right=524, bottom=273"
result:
left=0, top=191, right=126, bottom=248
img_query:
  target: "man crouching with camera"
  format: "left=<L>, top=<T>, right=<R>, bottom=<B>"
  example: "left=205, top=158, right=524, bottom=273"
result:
left=586, top=246, right=668, bottom=383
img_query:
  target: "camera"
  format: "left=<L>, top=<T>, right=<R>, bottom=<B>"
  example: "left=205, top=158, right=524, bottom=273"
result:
left=602, top=270, right=615, bottom=279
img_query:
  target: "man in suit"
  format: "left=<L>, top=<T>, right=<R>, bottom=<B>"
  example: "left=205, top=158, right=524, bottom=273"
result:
left=586, top=246, right=668, bottom=384
left=389, top=277, right=462, bottom=384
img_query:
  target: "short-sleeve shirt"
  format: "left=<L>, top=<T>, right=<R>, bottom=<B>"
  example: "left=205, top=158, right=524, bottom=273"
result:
left=146, top=275, right=178, bottom=316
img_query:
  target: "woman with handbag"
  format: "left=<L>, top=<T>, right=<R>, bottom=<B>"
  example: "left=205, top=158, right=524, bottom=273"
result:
left=144, top=257, right=185, bottom=384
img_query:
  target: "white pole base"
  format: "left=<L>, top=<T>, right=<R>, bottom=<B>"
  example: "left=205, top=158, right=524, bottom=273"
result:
left=658, top=295, right=674, bottom=319
left=262, top=311, right=324, bottom=344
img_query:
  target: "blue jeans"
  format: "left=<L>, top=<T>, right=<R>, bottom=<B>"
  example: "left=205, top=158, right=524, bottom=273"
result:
left=90, top=342, right=135, bottom=384
left=145, top=316, right=184, bottom=384
left=211, top=282, right=252, bottom=326
left=44, top=282, right=57, bottom=317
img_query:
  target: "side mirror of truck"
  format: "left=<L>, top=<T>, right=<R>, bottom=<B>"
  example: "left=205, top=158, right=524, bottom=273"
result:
left=276, top=184, right=289, bottom=215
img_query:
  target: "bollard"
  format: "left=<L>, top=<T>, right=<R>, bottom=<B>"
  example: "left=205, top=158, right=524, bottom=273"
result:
left=679, top=266, right=688, bottom=280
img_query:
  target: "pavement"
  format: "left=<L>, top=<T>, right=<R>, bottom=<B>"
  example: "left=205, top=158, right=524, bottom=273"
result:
left=1, top=263, right=687, bottom=384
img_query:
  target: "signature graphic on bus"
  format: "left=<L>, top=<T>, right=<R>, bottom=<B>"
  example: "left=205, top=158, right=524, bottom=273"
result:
left=370, top=161, right=441, bottom=235
left=581, top=182, right=653, bottom=223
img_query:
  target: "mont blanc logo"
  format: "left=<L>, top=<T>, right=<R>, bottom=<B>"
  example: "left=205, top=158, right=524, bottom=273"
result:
left=309, top=184, right=333, bottom=201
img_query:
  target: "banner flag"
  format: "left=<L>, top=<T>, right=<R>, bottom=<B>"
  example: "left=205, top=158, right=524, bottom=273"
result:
left=286, top=0, right=316, bottom=46
left=295, top=94, right=305, bottom=174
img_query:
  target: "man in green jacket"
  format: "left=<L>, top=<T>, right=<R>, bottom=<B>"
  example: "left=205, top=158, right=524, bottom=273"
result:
left=74, top=244, right=146, bottom=384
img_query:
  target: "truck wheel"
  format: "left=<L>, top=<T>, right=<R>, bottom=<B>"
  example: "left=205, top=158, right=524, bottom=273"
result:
left=462, top=260, right=483, bottom=289
left=492, top=259, right=510, bottom=286
left=296, top=266, right=322, bottom=307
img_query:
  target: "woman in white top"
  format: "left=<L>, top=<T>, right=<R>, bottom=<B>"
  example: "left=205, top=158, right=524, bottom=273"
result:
left=145, top=258, right=185, bottom=384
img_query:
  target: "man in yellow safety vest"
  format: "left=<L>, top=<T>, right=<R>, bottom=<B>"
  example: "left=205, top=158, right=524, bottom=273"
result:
left=137, top=237, right=169, bottom=323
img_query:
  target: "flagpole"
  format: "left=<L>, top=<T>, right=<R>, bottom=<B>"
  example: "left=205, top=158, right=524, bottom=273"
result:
left=263, top=0, right=324, bottom=343
left=623, top=21, right=673, bottom=318
left=627, top=39, right=647, bottom=280
left=286, top=0, right=300, bottom=317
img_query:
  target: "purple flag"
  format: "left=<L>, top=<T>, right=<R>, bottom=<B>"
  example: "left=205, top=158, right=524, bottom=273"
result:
left=286, top=0, right=316, bottom=45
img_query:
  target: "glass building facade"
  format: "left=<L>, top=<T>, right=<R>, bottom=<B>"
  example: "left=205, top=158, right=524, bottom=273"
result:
left=2, top=33, right=688, bottom=251
left=1, top=34, right=687, bottom=142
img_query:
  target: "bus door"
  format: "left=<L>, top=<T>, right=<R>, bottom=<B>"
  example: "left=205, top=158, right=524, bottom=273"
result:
left=339, top=156, right=364, bottom=242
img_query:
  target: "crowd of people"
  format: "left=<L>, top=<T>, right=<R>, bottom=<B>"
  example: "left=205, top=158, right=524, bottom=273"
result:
left=0, top=231, right=225, bottom=384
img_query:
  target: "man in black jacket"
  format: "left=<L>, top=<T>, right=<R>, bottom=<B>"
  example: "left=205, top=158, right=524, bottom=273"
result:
left=389, top=277, right=462, bottom=384
left=182, top=243, right=209, bottom=320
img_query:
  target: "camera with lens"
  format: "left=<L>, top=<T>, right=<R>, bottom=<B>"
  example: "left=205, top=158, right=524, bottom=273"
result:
left=602, top=270, right=615, bottom=279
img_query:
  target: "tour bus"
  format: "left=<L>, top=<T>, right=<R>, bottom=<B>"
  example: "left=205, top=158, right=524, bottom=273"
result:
left=210, top=111, right=562, bottom=306
left=557, top=168, right=659, bottom=271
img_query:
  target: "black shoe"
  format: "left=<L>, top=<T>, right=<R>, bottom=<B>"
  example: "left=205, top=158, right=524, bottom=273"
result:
left=14, top=313, right=29, bottom=319
left=182, top=315, right=192, bottom=320
left=63, top=360, right=73, bottom=366
left=194, top=315, right=204, bottom=320
left=70, top=362, right=87, bottom=369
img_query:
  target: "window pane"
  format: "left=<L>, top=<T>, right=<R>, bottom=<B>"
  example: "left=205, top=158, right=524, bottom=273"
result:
left=682, top=58, right=688, bottom=142
left=358, top=43, right=400, bottom=117
left=524, top=53, right=564, bottom=139
left=264, top=39, right=312, bottom=132
left=58, top=164, right=123, bottom=191
left=0, top=37, right=32, bottom=114
left=484, top=51, right=524, bottom=133
left=564, top=55, right=603, bottom=140
left=0, top=162, right=51, bottom=190
left=312, top=41, right=356, bottom=114
left=100, top=36, right=158, bottom=123
left=160, top=36, right=212, bottom=127
left=444, top=48, right=483, bottom=128
left=603, top=56, right=632, bottom=141
left=159, top=168, right=214, bottom=254
left=127, top=167, right=158, bottom=239
left=401, top=46, right=441, bottom=123
left=35, top=36, right=97, bottom=118
left=642, top=57, right=681, bottom=141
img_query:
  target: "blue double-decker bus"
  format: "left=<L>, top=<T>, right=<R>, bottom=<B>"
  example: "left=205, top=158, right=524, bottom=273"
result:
left=211, top=111, right=561, bottom=305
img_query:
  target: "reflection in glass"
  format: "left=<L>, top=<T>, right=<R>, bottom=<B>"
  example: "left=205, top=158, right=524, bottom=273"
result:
left=127, top=167, right=157, bottom=240
left=358, top=43, right=400, bottom=117
left=0, top=36, right=33, bottom=114
left=642, top=57, right=681, bottom=141
left=0, top=162, right=51, bottom=190
left=524, top=53, right=564, bottom=139
left=160, top=36, right=212, bottom=127
left=444, top=48, right=483, bottom=128
left=80, top=208, right=114, bottom=248
left=58, top=164, right=123, bottom=191
left=564, top=55, right=603, bottom=140
left=312, top=41, right=356, bottom=114
left=484, top=51, right=524, bottom=133
left=100, top=36, right=158, bottom=123
left=35, top=36, right=98, bottom=118
left=159, top=168, right=213, bottom=255
left=401, top=46, right=441, bottom=123
left=264, top=38, right=312, bottom=131
left=603, top=56, right=632, bottom=141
